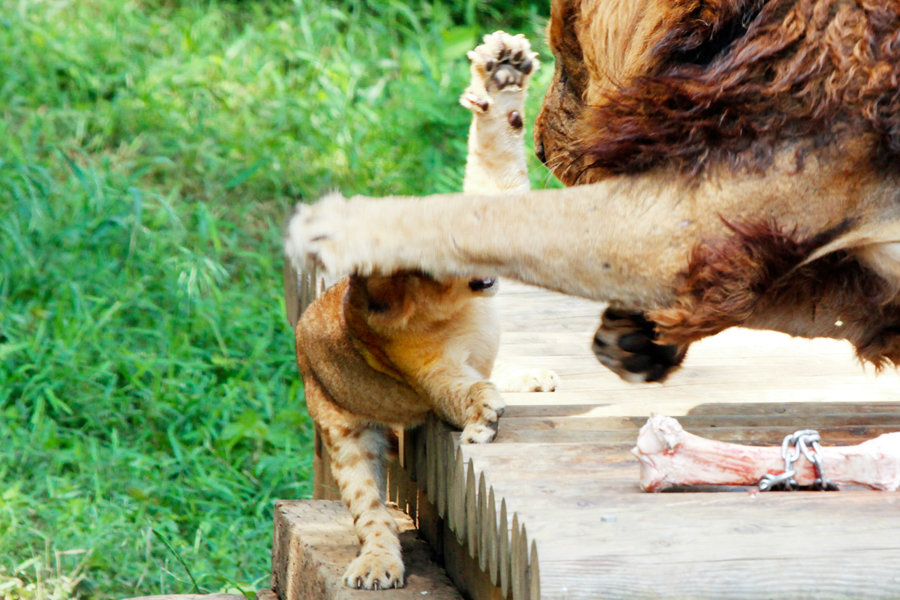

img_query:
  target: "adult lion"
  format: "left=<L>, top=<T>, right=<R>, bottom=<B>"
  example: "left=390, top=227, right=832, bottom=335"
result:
left=287, top=0, right=900, bottom=383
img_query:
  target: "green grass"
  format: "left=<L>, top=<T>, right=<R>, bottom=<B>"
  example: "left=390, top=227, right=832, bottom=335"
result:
left=0, top=0, right=556, bottom=598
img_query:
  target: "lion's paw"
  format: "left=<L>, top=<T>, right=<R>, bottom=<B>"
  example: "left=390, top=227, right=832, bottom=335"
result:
left=286, top=192, right=354, bottom=275
left=492, top=363, right=560, bottom=393
left=343, top=549, right=405, bottom=590
left=461, top=421, right=499, bottom=444
left=592, top=308, right=688, bottom=383
left=461, top=31, right=538, bottom=115
left=460, top=381, right=505, bottom=444
left=286, top=192, right=402, bottom=278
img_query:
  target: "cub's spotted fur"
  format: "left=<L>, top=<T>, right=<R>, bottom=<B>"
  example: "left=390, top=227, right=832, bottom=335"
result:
left=290, top=32, right=554, bottom=590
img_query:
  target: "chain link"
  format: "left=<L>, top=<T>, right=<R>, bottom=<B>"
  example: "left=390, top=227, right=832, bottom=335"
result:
left=758, top=429, right=839, bottom=492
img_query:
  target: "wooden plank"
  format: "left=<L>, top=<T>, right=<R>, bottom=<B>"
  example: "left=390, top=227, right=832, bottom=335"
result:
left=294, top=277, right=900, bottom=600
left=502, top=401, right=900, bottom=419
left=440, top=517, right=505, bottom=600
left=513, top=521, right=529, bottom=600
left=514, top=494, right=900, bottom=600
left=498, top=499, right=510, bottom=598
left=528, top=541, right=539, bottom=600
left=466, top=459, right=478, bottom=559
left=491, top=424, right=900, bottom=445
left=497, top=382, right=900, bottom=412
left=312, top=426, right=340, bottom=501
left=498, top=411, right=900, bottom=430
left=414, top=483, right=503, bottom=600
left=486, top=484, right=499, bottom=585
left=451, top=446, right=465, bottom=542
left=283, top=260, right=300, bottom=329
left=271, top=500, right=463, bottom=600
left=477, top=472, right=489, bottom=572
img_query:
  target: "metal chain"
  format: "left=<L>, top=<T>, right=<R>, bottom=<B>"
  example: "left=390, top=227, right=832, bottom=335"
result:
left=758, top=429, right=839, bottom=492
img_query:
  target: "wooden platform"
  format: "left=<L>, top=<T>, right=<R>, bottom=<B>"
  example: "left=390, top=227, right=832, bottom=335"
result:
left=270, top=500, right=462, bottom=600
left=284, top=265, right=900, bottom=600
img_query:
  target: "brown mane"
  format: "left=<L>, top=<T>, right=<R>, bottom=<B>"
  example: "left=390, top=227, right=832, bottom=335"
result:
left=649, top=218, right=900, bottom=369
left=578, top=0, right=900, bottom=175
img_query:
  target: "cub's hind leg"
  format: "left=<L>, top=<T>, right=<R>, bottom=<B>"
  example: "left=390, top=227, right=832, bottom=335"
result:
left=308, top=382, right=403, bottom=590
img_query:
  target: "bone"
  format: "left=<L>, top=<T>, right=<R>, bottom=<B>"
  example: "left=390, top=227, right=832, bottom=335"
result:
left=633, top=414, right=900, bottom=492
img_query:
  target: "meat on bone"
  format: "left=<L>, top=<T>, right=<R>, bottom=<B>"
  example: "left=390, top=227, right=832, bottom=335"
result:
left=633, top=414, right=900, bottom=492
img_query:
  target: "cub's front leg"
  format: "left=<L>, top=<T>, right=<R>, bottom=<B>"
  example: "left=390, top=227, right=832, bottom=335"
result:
left=418, top=364, right=506, bottom=444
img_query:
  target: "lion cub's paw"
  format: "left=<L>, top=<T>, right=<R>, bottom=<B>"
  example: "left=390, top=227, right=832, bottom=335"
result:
left=461, top=381, right=505, bottom=444
left=461, top=421, right=499, bottom=444
left=592, top=308, right=688, bottom=384
left=492, top=363, right=560, bottom=393
left=461, top=31, right=538, bottom=114
left=343, top=550, right=405, bottom=590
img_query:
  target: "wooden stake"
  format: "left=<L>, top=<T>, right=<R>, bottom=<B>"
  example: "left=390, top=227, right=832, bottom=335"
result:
left=511, top=514, right=521, bottom=600
left=529, top=539, right=540, bottom=600
left=487, top=485, right=499, bottom=585
left=499, top=499, right=510, bottom=597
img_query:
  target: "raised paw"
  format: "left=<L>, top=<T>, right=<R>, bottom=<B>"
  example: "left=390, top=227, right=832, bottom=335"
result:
left=592, top=309, right=689, bottom=383
left=343, top=550, right=405, bottom=590
left=460, top=31, right=539, bottom=115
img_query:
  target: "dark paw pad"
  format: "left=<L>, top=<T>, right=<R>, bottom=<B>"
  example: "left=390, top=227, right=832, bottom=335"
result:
left=592, top=309, right=688, bottom=383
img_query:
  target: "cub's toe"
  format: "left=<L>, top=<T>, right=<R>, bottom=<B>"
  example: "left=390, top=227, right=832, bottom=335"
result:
left=344, top=552, right=405, bottom=590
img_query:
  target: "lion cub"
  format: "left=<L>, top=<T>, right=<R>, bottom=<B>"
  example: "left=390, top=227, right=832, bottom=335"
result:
left=290, top=32, right=550, bottom=590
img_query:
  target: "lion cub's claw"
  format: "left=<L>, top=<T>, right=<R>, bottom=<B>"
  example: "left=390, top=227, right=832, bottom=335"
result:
left=344, top=551, right=405, bottom=590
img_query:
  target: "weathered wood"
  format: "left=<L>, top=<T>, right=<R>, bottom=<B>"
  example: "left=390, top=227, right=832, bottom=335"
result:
left=290, top=272, right=900, bottom=600
left=528, top=542, right=539, bottom=600
left=486, top=485, right=499, bottom=585
left=440, top=519, right=505, bottom=600
left=414, top=484, right=504, bottom=600
left=271, top=500, right=463, bottom=600
left=123, top=596, right=244, bottom=600
left=512, top=494, right=900, bottom=600
left=498, top=499, right=510, bottom=598
left=283, top=260, right=300, bottom=329
left=312, top=426, right=340, bottom=501
left=477, top=472, right=489, bottom=571
left=466, top=459, right=478, bottom=558
left=491, top=424, right=900, bottom=445
left=455, top=446, right=467, bottom=543
left=510, top=513, right=521, bottom=600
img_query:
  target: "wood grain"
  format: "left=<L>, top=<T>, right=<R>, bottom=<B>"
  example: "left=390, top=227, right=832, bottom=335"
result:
left=289, top=270, right=900, bottom=599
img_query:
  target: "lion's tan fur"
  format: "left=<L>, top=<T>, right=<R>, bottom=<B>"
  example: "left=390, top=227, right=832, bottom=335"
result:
left=288, top=0, right=900, bottom=369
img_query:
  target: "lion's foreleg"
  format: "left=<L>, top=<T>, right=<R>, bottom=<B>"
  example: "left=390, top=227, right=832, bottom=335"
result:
left=286, top=179, right=699, bottom=308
